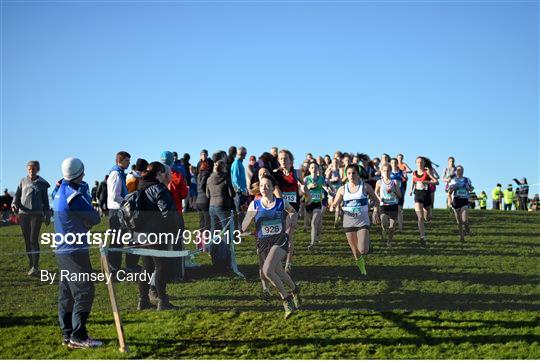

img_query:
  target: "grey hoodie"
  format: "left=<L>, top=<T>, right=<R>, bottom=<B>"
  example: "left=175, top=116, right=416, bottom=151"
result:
left=13, top=176, right=50, bottom=215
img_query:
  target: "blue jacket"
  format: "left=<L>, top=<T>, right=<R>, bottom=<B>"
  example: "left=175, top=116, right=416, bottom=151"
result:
left=53, top=179, right=101, bottom=254
left=230, top=158, right=247, bottom=193
left=172, top=161, right=187, bottom=179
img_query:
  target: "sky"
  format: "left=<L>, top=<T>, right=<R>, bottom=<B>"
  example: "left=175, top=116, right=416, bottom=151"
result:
left=1, top=0, right=538, bottom=208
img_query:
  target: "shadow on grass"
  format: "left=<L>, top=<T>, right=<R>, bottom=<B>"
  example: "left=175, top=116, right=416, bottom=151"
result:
left=130, top=325, right=539, bottom=359
left=181, top=264, right=539, bottom=312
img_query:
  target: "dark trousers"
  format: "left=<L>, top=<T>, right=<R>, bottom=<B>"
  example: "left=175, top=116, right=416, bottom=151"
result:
left=56, top=252, right=95, bottom=342
left=504, top=203, right=512, bottom=211
left=209, top=206, right=231, bottom=270
left=197, top=203, right=210, bottom=231
left=492, top=200, right=500, bottom=210
left=169, top=214, right=185, bottom=282
left=519, top=197, right=528, bottom=210
left=19, top=213, right=43, bottom=269
left=139, top=256, right=167, bottom=300
left=107, top=210, right=139, bottom=273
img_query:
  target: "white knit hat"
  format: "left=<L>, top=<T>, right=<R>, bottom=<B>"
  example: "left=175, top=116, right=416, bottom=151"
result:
left=61, top=157, right=84, bottom=181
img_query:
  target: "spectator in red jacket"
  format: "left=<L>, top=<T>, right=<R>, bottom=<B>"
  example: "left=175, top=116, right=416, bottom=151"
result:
left=161, top=151, right=188, bottom=215
left=160, top=150, right=188, bottom=281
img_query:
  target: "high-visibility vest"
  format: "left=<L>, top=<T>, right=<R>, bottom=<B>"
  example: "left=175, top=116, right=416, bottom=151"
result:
left=503, top=189, right=514, bottom=204
left=479, top=194, right=487, bottom=208
left=492, top=187, right=502, bottom=200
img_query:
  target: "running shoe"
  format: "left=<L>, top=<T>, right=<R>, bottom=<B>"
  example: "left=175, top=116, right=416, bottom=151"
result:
left=137, top=297, right=153, bottom=311
left=27, top=267, right=39, bottom=277
left=148, top=287, right=159, bottom=303
left=464, top=224, right=471, bottom=236
left=292, top=285, right=301, bottom=309
left=62, top=336, right=70, bottom=346
left=356, top=256, right=367, bottom=275
left=68, top=337, right=103, bottom=349
left=285, top=262, right=292, bottom=275
left=262, top=288, right=271, bottom=303
left=307, top=244, right=314, bottom=252
left=157, top=297, right=180, bottom=311
left=420, top=237, right=427, bottom=247
left=283, top=297, right=295, bottom=320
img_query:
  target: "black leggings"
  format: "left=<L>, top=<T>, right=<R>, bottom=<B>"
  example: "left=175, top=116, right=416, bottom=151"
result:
left=19, top=214, right=43, bottom=269
left=138, top=256, right=168, bottom=301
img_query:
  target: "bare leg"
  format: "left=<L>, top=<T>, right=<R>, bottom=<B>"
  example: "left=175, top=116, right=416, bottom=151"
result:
left=333, top=200, right=340, bottom=227
left=304, top=209, right=311, bottom=232
left=311, top=208, right=323, bottom=243
left=381, top=213, right=389, bottom=244
left=274, top=261, right=296, bottom=290
left=462, top=207, right=470, bottom=236
left=356, top=228, right=370, bottom=254
left=453, top=207, right=464, bottom=240
left=425, top=206, right=432, bottom=222
left=262, top=246, right=289, bottom=299
left=397, top=205, right=403, bottom=231
left=414, top=203, right=425, bottom=239
left=345, top=231, right=359, bottom=260
left=355, top=228, right=370, bottom=274
left=387, top=217, right=396, bottom=243
left=258, top=249, right=270, bottom=290
left=285, top=213, right=298, bottom=269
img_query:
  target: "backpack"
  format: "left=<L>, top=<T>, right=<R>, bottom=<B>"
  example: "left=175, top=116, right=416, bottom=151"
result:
left=118, top=189, right=145, bottom=231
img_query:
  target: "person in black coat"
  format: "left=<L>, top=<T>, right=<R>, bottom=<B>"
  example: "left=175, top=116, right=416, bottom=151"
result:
left=136, top=161, right=181, bottom=311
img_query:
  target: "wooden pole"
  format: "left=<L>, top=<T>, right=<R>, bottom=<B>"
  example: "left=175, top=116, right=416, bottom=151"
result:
left=100, top=245, right=129, bottom=353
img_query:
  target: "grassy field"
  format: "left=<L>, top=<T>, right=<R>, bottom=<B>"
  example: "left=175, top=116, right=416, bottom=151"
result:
left=0, top=209, right=539, bottom=359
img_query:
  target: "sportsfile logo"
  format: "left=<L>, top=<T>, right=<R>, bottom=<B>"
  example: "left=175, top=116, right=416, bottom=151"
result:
left=40, top=229, right=243, bottom=248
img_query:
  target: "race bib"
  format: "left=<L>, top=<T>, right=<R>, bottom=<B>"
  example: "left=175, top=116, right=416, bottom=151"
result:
left=310, top=191, right=322, bottom=202
left=282, top=192, right=297, bottom=203
left=456, top=188, right=469, bottom=198
left=261, top=219, right=283, bottom=236
left=416, top=181, right=427, bottom=190
left=382, top=194, right=397, bottom=204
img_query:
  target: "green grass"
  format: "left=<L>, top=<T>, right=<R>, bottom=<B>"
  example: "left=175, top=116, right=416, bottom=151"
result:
left=0, top=209, right=539, bottom=359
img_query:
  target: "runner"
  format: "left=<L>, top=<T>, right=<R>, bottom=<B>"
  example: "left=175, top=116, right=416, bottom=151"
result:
left=274, top=149, right=307, bottom=274
left=390, top=158, right=406, bottom=231
left=249, top=166, right=282, bottom=298
left=304, top=161, right=325, bottom=250
left=340, top=153, right=351, bottom=184
left=330, top=164, right=380, bottom=275
left=396, top=154, right=412, bottom=215
left=241, top=175, right=301, bottom=319
left=376, top=163, right=402, bottom=246
left=424, top=157, right=440, bottom=210
left=447, top=165, right=474, bottom=242
left=380, top=153, right=390, bottom=169
left=299, top=161, right=310, bottom=222
left=443, top=156, right=457, bottom=208
left=325, top=157, right=343, bottom=228
left=410, top=156, right=439, bottom=245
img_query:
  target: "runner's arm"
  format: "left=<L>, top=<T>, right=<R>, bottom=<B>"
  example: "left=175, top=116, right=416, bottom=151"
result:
left=426, top=169, right=440, bottom=186
left=240, top=201, right=256, bottom=233
left=374, top=180, right=382, bottom=202
left=330, top=186, right=345, bottom=210
left=394, top=182, right=402, bottom=199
